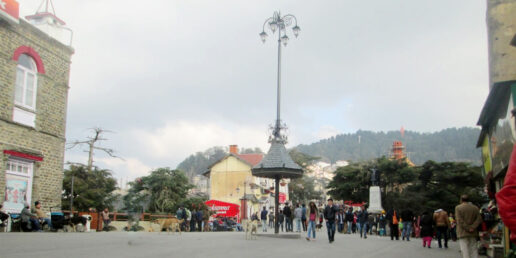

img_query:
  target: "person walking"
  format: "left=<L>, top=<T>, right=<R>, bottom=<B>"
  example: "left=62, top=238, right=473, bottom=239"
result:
left=379, top=211, right=387, bottom=236
left=196, top=209, right=203, bottom=232
left=260, top=206, right=268, bottom=232
left=420, top=211, right=434, bottom=248
left=455, top=195, right=482, bottom=258
left=449, top=213, right=458, bottom=241
left=323, top=198, right=338, bottom=243
left=283, top=204, right=292, bottom=232
left=294, top=204, right=303, bottom=233
left=190, top=206, right=197, bottom=232
left=306, top=202, right=319, bottom=241
left=387, top=208, right=400, bottom=240
left=278, top=210, right=285, bottom=232
left=301, top=204, right=307, bottom=232
left=268, top=210, right=274, bottom=228
left=433, top=208, right=451, bottom=248
left=337, top=209, right=345, bottom=233
left=346, top=207, right=354, bottom=234
left=358, top=206, right=369, bottom=239
left=401, top=208, right=414, bottom=241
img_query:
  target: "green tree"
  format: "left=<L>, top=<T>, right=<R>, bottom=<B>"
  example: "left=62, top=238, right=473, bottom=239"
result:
left=124, top=168, right=194, bottom=213
left=289, top=176, right=323, bottom=204
left=327, top=162, right=371, bottom=203
left=62, top=164, right=118, bottom=211
left=401, top=161, right=487, bottom=214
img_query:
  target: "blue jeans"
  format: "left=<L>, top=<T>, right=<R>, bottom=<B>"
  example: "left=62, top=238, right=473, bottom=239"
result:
left=295, top=218, right=301, bottom=232
left=347, top=221, right=352, bottom=233
left=42, top=217, right=52, bottom=229
left=338, top=223, right=344, bottom=232
left=357, top=222, right=361, bottom=235
left=326, top=221, right=336, bottom=241
left=360, top=222, right=368, bottom=238
left=307, top=220, right=316, bottom=239
left=286, top=218, right=292, bottom=232
left=30, top=218, right=41, bottom=231
left=402, top=222, right=411, bottom=240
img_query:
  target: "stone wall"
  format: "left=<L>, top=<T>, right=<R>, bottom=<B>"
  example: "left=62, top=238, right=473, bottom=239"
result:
left=487, top=0, right=516, bottom=87
left=0, top=19, right=73, bottom=212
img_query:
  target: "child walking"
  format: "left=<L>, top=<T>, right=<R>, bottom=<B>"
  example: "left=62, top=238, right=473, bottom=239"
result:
left=420, top=211, right=434, bottom=248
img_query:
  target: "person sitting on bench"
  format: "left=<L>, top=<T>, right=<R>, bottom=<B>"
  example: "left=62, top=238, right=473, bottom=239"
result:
left=0, top=204, right=8, bottom=228
left=34, top=201, right=52, bottom=230
left=21, top=202, right=41, bottom=232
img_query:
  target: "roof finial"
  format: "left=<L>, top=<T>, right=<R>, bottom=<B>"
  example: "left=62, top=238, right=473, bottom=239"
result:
left=36, top=0, right=56, bottom=15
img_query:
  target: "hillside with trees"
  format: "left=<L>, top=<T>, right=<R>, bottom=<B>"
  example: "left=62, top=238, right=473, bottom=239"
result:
left=296, top=127, right=480, bottom=165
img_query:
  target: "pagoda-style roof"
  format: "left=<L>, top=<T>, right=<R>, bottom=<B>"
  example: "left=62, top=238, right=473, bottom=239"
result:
left=252, top=140, right=303, bottom=179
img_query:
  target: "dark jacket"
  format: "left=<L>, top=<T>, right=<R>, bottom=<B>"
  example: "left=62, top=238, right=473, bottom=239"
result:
left=345, top=211, right=354, bottom=222
left=260, top=210, right=268, bottom=220
left=196, top=210, right=203, bottom=221
left=278, top=213, right=285, bottom=223
left=323, top=205, right=338, bottom=221
left=420, top=214, right=434, bottom=237
left=401, top=209, right=414, bottom=222
left=358, top=210, right=369, bottom=224
left=283, top=206, right=292, bottom=218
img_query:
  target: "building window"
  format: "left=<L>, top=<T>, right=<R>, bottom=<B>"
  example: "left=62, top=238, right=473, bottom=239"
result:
left=4, top=158, right=34, bottom=213
left=14, top=54, right=38, bottom=110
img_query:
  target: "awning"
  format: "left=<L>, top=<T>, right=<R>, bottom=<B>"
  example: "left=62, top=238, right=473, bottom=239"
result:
left=3, top=150, right=43, bottom=162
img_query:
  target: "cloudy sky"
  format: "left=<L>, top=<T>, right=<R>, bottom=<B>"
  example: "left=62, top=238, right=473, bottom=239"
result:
left=19, top=0, right=489, bottom=181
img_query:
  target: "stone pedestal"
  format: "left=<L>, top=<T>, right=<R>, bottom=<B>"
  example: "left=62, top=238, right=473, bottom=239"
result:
left=368, top=186, right=383, bottom=214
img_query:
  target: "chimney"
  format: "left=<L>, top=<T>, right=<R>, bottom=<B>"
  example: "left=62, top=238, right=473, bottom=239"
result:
left=229, top=145, right=238, bottom=154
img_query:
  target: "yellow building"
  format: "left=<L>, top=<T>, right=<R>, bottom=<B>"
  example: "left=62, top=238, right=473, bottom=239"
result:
left=203, top=145, right=289, bottom=219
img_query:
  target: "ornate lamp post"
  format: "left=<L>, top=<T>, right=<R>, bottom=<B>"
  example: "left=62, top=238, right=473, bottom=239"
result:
left=259, top=11, right=300, bottom=141
left=253, top=11, right=303, bottom=235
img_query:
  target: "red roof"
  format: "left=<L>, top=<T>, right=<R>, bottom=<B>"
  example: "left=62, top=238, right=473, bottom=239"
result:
left=237, top=154, right=263, bottom=167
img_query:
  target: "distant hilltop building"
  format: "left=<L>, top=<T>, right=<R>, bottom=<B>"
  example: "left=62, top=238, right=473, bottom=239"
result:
left=0, top=0, right=74, bottom=213
left=390, top=141, right=415, bottom=166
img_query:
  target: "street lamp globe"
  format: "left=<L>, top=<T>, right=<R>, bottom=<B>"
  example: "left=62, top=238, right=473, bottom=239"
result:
left=292, top=25, right=300, bottom=38
left=269, top=21, right=278, bottom=33
left=281, top=34, right=289, bottom=46
left=260, top=31, right=268, bottom=43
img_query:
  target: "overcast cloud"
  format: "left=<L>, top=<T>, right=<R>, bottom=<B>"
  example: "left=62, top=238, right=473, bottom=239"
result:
left=19, top=0, right=489, bottom=181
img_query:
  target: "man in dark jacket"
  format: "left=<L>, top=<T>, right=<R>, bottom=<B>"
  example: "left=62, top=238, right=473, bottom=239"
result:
left=283, top=204, right=292, bottom=232
left=401, top=209, right=414, bottom=241
left=323, top=198, right=339, bottom=243
left=358, top=206, right=369, bottom=239
left=346, top=207, right=354, bottom=234
left=260, top=206, right=268, bottom=232
left=196, top=209, right=203, bottom=232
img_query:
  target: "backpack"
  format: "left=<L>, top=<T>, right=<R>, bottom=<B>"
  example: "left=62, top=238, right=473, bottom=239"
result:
left=393, top=211, right=399, bottom=225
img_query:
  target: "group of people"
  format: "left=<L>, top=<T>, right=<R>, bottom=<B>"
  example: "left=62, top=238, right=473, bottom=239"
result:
left=253, top=195, right=484, bottom=258
left=175, top=204, right=208, bottom=232
left=17, top=201, right=52, bottom=232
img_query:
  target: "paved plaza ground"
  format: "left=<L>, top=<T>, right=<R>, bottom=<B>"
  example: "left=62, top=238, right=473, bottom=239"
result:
left=0, top=231, right=467, bottom=258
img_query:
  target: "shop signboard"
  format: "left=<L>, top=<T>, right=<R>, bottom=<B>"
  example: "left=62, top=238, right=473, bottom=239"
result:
left=205, top=200, right=240, bottom=217
left=0, top=0, right=19, bottom=24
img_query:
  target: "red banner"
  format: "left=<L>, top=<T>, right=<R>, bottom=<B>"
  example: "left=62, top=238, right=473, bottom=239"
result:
left=0, top=0, right=19, bottom=23
left=205, top=200, right=240, bottom=217
left=279, top=193, right=286, bottom=204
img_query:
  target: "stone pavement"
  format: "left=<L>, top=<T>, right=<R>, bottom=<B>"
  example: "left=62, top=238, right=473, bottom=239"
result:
left=0, top=231, right=466, bottom=258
